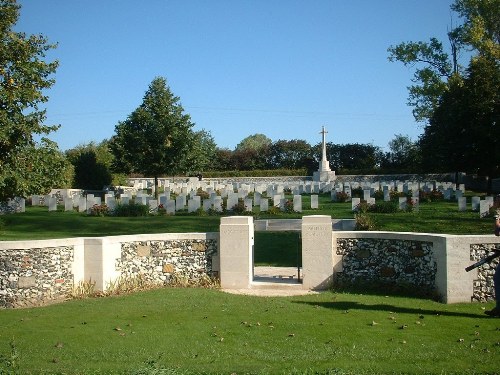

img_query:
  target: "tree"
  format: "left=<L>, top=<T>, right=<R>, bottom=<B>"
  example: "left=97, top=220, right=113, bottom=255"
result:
left=388, top=37, right=459, bottom=123
left=0, top=0, right=61, bottom=200
left=320, top=143, right=383, bottom=172
left=235, top=133, right=272, bottom=152
left=182, top=129, right=217, bottom=175
left=213, top=148, right=237, bottom=171
left=388, top=0, right=499, bottom=125
left=110, top=77, right=195, bottom=197
left=381, top=134, right=420, bottom=173
left=1, top=139, right=72, bottom=198
left=266, top=139, right=314, bottom=171
left=66, top=141, right=113, bottom=190
left=451, top=0, right=500, bottom=61
left=419, top=56, right=500, bottom=185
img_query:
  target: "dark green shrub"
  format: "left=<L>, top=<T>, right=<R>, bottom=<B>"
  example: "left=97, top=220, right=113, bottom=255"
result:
left=368, top=201, right=399, bottom=213
left=113, top=202, right=149, bottom=217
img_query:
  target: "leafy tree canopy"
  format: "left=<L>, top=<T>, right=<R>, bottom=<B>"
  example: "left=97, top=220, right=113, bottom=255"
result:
left=235, top=133, right=272, bottom=152
left=110, top=77, right=195, bottom=196
left=0, top=0, right=62, bottom=200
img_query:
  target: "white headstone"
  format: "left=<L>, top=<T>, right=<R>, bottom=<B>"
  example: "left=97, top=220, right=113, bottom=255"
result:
left=293, top=195, right=302, bottom=212
left=351, top=197, right=360, bottom=212
left=31, top=195, right=40, bottom=206
left=78, top=197, right=87, bottom=212
left=479, top=200, right=490, bottom=218
left=244, top=198, right=253, bottom=212
left=64, top=198, right=73, bottom=212
left=166, top=199, right=176, bottom=214
left=311, top=195, right=319, bottom=209
left=48, top=197, right=57, bottom=212
left=260, top=198, right=269, bottom=212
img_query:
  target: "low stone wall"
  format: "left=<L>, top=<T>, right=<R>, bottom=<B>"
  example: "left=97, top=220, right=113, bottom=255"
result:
left=118, top=238, right=218, bottom=284
left=0, top=234, right=219, bottom=309
left=0, top=239, right=78, bottom=308
left=470, top=243, right=500, bottom=302
left=335, top=238, right=437, bottom=294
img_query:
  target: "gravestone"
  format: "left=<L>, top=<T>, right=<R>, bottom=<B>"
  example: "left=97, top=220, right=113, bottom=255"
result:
left=363, top=189, right=371, bottom=201
left=399, top=197, right=407, bottom=211
left=260, top=198, right=269, bottom=212
left=311, top=195, right=319, bottom=209
left=458, top=197, right=467, bottom=211
left=383, top=188, right=390, bottom=202
left=203, top=199, right=212, bottom=212
left=64, top=198, right=73, bottom=212
left=78, top=197, right=87, bottom=213
left=159, top=195, right=167, bottom=207
left=188, top=199, right=198, bottom=213
left=166, top=199, right=176, bottom=214
left=253, top=191, right=261, bottom=206
left=273, top=195, right=281, bottom=207
left=175, top=195, right=185, bottom=211
left=485, top=196, right=494, bottom=208
left=330, top=189, right=337, bottom=202
left=244, top=198, right=253, bottom=212
left=479, top=200, right=489, bottom=218
left=471, top=196, right=480, bottom=211
left=48, top=197, right=57, bottom=212
left=293, top=195, right=302, bottom=212
left=351, top=197, right=360, bottom=211
left=366, top=197, right=375, bottom=206
left=148, top=199, right=158, bottom=213
left=120, top=194, right=130, bottom=205
left=214, top=196, right=223, bottom=212
left=31, top=195, right=40, bottom=206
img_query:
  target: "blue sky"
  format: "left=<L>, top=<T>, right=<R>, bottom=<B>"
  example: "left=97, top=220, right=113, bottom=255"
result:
left=16, top=0, right=459, bottom=152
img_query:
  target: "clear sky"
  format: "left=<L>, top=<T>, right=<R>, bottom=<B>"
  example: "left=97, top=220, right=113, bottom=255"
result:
left=16, top=0, right=459, bottom=152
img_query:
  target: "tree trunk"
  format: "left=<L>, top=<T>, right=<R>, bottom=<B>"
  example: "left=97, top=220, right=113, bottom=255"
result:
left=154, top=175, right=159, bottom=199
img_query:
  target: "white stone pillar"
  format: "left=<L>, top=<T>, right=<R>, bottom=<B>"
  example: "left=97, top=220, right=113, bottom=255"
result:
left=302, top=215, right=333, bottom=290
left=83, top=238, right=122, bottom=291
left=219, top=216, right=254, bottom=289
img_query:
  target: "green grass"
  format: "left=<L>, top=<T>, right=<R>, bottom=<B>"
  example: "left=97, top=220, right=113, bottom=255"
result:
left=0, top=194, right=496, bottom=241
left=0, top=288, right=498, bottom=374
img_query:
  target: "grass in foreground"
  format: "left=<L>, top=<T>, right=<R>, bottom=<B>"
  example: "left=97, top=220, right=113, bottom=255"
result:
left=0, top=288, right=498, bottom=374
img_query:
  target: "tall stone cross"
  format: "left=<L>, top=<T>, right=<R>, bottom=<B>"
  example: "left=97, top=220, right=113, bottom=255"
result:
left=319, top=125, right=331, bottom=172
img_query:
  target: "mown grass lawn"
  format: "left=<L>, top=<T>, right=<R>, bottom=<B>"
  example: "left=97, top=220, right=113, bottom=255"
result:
left=1, top=192, right=499, bottom=374
left=0, top=288, right=498, bottom=375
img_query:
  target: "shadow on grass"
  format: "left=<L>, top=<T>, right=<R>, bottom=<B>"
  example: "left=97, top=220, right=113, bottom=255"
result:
left=293, top=300, right=490, bottom=319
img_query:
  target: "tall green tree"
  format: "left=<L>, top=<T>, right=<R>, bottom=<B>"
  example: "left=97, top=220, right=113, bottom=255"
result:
left=110, top=77, right=195, bottom=197
left=388, top=0, right=499, bottom=125
left=419, top=56, right=500, bottom=184
left=0, top=0, right=61, bottom=200
left=66, top=141, right=113, bottom=190
left=182, top=129, right=217, bottom=175
left=321, top=143, right=383, bottom=172
left=235, top=133, right=272, bottom=152
left=381, top=134, right=420, bottom=173
left=267, top=139, right=314, bottom=171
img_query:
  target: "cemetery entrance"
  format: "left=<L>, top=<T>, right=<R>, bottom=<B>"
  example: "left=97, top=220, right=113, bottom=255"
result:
left=253, top=220, right=302, bottom=285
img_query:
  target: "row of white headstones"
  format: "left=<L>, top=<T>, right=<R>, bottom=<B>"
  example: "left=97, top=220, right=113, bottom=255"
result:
left=19, top=179, right=495, bottom=217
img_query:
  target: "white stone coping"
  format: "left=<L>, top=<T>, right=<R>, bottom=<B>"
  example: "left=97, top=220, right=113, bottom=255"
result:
left=0, top=233, right=219, bottom=250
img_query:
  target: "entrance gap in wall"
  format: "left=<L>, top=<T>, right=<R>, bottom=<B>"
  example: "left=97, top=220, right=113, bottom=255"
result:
left=253, top=229, right=302, bottom=285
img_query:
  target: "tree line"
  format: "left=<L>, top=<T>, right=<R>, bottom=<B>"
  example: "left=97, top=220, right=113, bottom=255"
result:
left=0, top=0, right=498, bottom=200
